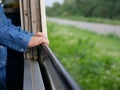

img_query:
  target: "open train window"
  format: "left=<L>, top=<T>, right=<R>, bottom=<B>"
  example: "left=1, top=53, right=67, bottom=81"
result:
left=0, top=0, right=80, bottom=90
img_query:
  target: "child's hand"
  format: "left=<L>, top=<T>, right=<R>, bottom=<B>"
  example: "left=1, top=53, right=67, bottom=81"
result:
left=28, top=33, right=49, bottom=47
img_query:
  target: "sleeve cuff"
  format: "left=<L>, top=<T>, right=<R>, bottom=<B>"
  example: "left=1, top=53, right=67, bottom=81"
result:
left=17, top=33, right=32, bottom=52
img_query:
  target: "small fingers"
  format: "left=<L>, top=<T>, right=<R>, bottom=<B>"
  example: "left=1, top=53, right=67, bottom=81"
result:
left=34, top=32, right=45, bottom=37
left=41, top=37, right=49, bottom=45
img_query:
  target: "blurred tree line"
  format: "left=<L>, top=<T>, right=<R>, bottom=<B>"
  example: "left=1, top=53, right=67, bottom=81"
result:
left=46, top=0, right=120, bottom=20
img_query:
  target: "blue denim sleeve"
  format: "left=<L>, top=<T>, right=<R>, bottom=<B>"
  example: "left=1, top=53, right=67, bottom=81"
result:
left=0, top=5, right=32, bottom=52
left=0, top=24, right=32, bottom=52
left=7, top=19, right=34, bottom=36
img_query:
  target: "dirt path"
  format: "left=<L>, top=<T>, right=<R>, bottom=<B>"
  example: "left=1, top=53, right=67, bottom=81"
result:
left=48, top=18, right=120, bottom=36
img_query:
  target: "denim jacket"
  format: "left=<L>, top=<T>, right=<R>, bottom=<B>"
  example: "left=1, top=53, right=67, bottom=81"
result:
left=0, top=5, right=32, bottom=80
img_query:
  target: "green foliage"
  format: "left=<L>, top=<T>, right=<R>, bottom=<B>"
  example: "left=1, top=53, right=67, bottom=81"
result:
left=46, top=2, right=63, bottom=16
left=47, top=21, right=120, bottom=90
left=46, top=0, right=120, bottom=20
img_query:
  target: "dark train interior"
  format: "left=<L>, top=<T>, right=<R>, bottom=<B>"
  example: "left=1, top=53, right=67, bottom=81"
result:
left=3, top=2, right=24, bottom=90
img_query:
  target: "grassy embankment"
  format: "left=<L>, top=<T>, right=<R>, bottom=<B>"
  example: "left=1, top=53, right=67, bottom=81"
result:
left=47, top=21, right=120, bottom=90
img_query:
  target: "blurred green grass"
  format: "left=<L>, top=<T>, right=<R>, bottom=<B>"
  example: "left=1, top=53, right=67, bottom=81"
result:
left=47, top=21, right=120, bottom=90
